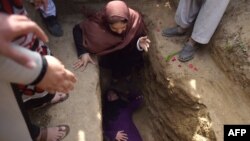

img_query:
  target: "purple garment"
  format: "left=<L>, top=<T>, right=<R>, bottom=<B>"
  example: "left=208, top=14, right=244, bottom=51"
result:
left=103, top=92, right=143, bottom=141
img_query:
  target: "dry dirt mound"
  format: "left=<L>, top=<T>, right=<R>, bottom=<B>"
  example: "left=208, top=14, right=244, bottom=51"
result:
left=210, top=0, right=250, bottom=94
left=130, top=0, right=250, bottom=141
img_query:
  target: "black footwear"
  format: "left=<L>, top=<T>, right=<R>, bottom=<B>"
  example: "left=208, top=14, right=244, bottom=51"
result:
left=42, top=15, right=63, bottom=37
left=178, top=42, right=198, bottom=62
left=24, top=93, right=69, bottom=110
left=162, top=26, right=186, bottom=37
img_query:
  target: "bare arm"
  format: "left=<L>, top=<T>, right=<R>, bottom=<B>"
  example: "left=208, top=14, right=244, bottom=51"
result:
left=0, top=45, right=77, bottom=94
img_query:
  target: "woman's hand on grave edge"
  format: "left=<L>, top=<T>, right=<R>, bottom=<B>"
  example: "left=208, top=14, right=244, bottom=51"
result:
left=73, top=53, right=96, bottom=71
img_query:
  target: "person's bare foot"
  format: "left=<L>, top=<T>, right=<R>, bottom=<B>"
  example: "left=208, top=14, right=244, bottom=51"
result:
left=36, top=125, right=70, bottom=141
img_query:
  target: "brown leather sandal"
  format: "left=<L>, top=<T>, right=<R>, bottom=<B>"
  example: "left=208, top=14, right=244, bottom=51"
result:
left=57, top=125, right=70, bottom=140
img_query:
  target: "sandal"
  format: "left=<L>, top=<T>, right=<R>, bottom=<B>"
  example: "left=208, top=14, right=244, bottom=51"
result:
left=178, top=42, right=198, bottom=62
left=38, top=125, right=70, bottom=141
left=25, top=92, right=69, bottom=110
left=50, top=92, right=69, bottom=105
left=162, top=26, right=187, bottom=37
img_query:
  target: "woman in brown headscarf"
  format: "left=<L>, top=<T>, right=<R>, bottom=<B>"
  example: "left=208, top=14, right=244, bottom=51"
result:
left=73, top=0, right=150, bottom=77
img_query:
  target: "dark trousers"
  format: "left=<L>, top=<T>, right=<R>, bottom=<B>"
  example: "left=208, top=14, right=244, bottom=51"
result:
left=11, top=85, right=54, bottom=141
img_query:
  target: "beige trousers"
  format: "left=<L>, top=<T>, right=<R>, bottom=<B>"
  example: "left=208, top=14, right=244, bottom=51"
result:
left=175, top=0, right=230, bottom=44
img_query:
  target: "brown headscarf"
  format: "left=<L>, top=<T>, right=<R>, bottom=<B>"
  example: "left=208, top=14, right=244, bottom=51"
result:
left=80, top=0, right=146, bottom=56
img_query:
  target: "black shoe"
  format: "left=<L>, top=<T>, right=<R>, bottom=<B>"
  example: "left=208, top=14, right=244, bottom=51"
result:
left=178, top=42, right=198, bottom=62
left=162, top=26, right=186, bottom=37
left=42, top=15, right=63, bottom=37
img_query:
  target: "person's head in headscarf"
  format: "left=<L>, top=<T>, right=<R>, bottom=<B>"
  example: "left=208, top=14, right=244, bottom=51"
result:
left=80, top=0, right=146, bottom=55
left=104, top=0, right=129, bottom=35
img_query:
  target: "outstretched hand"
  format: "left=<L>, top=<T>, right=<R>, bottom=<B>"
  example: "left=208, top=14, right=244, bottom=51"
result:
left=0, top=13, right=48, bottom=68
left=139, top=36, right=151, bottom=52
left=115, top=130, right=128, bottom=141
left=73, top=53, right=96, bottom=71
left=37, top=55, right=77, bottom=94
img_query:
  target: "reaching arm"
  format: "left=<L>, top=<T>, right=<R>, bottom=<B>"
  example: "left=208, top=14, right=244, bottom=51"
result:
left=137, top=36, right=151, bottom=52
left=72, top=24, right=96, bottom=71
left=0, top=44, right=43, bottom=84
left=73, top=24, right=88, bottom=57
left=0, top=44, right=76, bottom=94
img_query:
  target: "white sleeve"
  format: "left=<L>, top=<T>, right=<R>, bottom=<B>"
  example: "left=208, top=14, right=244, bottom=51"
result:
left=0, top=44, right=42, bottom=84
left=136, top=38, right=144, bottom=51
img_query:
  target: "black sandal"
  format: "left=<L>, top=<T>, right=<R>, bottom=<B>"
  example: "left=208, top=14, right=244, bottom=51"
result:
left=178, top=43, right=198, bottom=62
left=162, top=26, right=187, bottom=37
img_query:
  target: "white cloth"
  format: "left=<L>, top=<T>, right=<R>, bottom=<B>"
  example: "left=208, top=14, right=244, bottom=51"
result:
left=175, top=0, right=230, bottom=44
left=136, top=38, right=144, bottom=51
left=0, top=46, right=43, bottom=141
